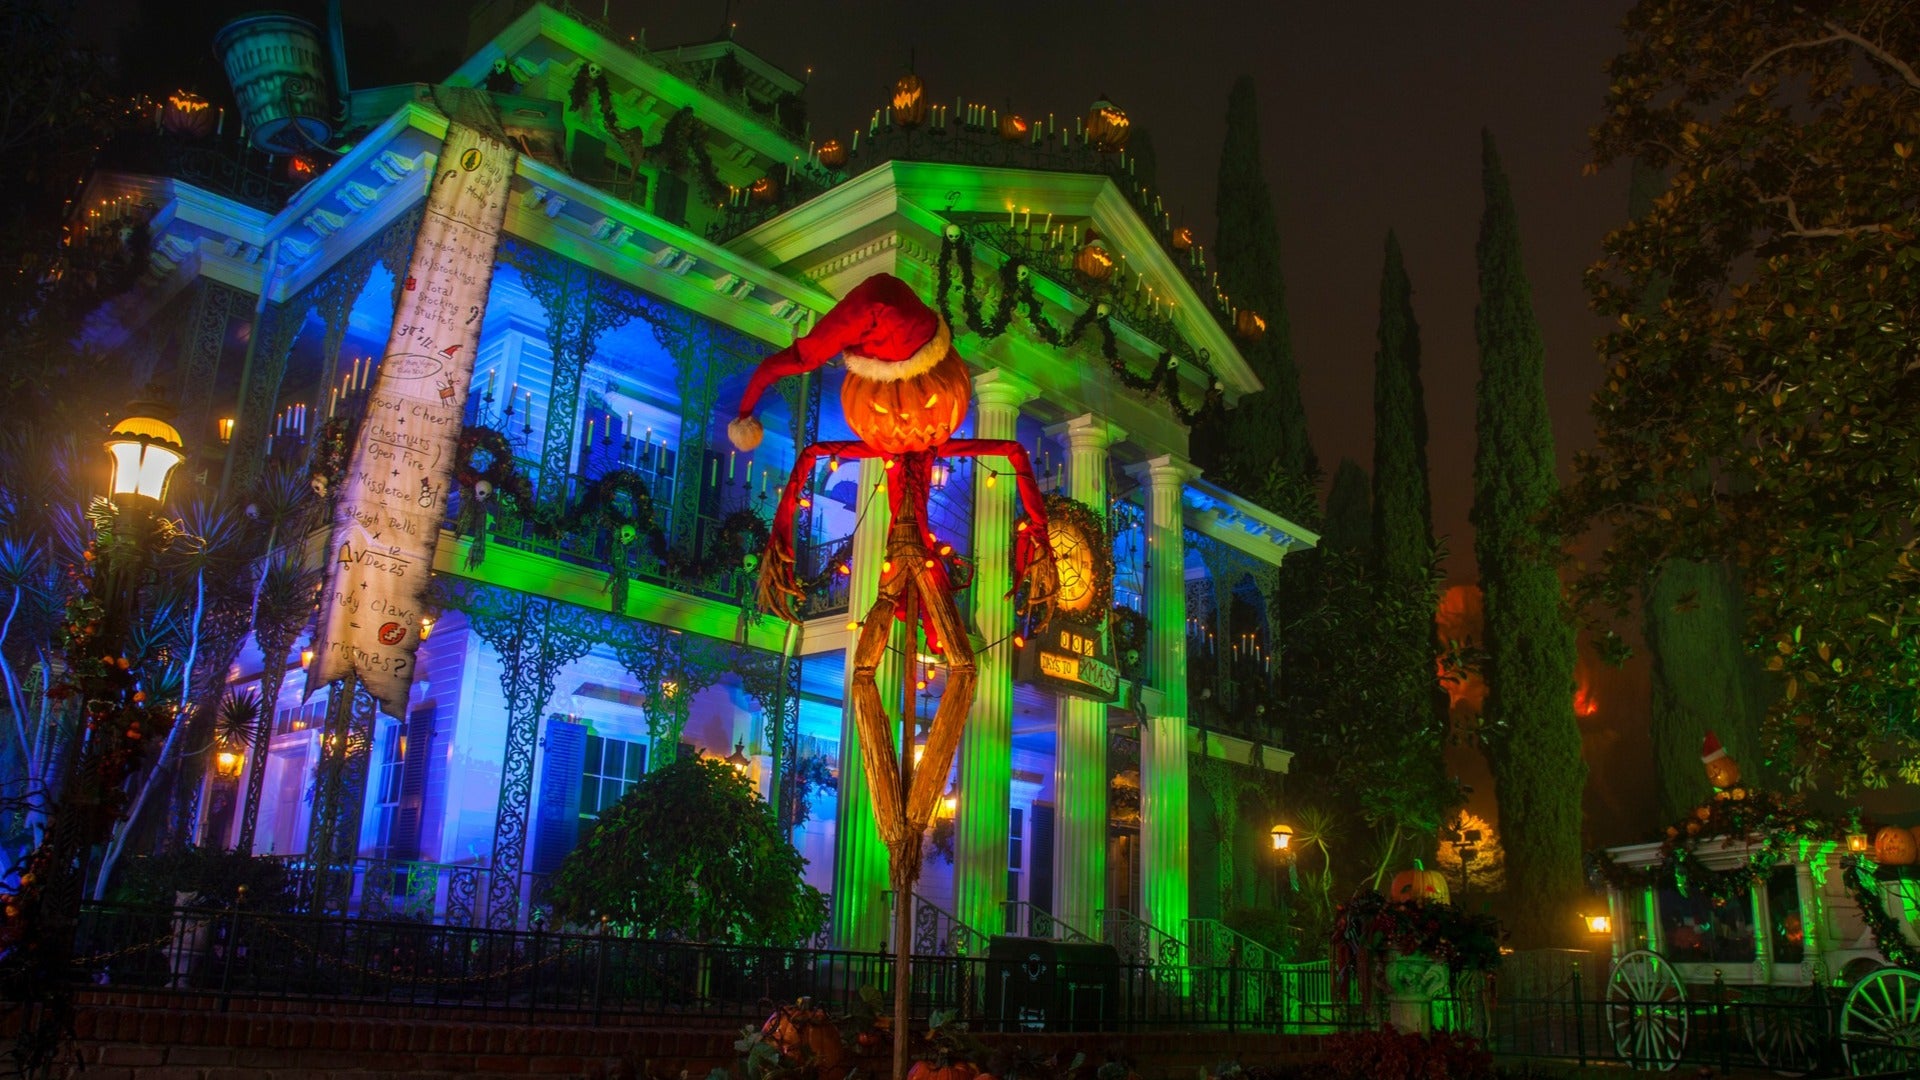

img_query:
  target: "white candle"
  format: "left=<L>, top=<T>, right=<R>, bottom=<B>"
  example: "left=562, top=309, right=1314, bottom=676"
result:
left=328, top=387, right=337, bottom=418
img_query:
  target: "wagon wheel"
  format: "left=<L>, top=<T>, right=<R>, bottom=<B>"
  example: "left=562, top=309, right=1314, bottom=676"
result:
left=1606, top=950, right=1689, bottom=1072
left=1739, top=983, right=1830, bottom=1076
left=1841, top=966, right=1920, bottom=1076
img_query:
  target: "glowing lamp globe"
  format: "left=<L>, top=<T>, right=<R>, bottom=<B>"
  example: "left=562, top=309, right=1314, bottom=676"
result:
left=1270, top=822, right=1294, bottom=852
left=1584, top=914, right=1612, bottom=935
left=725, top=739, right=751, bottom=773
left=105, top=410, right=187, bottom=503
left=215, top=749, right=244, bottom=779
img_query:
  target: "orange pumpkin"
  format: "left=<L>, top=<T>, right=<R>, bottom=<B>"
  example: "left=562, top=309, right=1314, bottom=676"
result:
left=817, top=138, right=848, bottom=169
left=1235, top=309, right=1267, bottom=344
left=1075, top=231, right=1115, bottom=282
left=1874, top=825, right=1917, bottom=866
left=999, top=113, right=1029, bottom=142
left=840, top=348, right=972, bottom=456
left=1171, top=227, right=1193, bottom=252
left=892, top=73, right=928, bottom=127
left=750, top=175, right=780, bottom=203
left=162, top=90, right=216, bottom=138
left=1388, top=861, right=1451, bottom=905
left=1085, top=95, right=1130, bottom=152
left=908, top=1061, right=978, bottom=1080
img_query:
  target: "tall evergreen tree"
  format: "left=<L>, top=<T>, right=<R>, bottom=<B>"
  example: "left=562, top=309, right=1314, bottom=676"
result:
left=1368, top=230, right=1447, bottom=862
left=1321, top=459, right=1371, bottom=556
left=1470, top=132, right=1584, bottom=947
left=1207, top=76, right=1316, bottom=521
left=1370, top=231, right=1433, bottom=586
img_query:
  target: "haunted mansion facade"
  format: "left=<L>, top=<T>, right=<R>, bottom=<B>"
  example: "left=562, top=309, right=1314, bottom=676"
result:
left=80, top=1, right=1313, bottom=960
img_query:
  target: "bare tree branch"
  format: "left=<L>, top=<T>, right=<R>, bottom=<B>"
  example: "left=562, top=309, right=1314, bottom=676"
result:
left=1759, top=194, right=1887, bottom=238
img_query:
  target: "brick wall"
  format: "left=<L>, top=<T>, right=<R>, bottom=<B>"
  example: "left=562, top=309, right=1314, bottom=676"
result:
left=42, top=993, right=1333, bottom=1080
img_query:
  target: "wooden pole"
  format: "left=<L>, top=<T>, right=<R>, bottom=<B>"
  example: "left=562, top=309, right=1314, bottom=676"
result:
left=891, top=573, right=918, bottom=1080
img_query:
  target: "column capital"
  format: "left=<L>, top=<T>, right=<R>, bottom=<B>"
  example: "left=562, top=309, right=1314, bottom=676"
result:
left=1045, top=412, right=1126, bottom=454
left=1126, top=453, right=1202, bottom=489
left=971, top=367, right=1038, bottom=411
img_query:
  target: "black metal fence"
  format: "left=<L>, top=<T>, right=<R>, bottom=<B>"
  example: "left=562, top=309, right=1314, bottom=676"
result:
left=69, top=904, right=1361, bottom=1033
left=1442, top=965, right=1920, bottom=1077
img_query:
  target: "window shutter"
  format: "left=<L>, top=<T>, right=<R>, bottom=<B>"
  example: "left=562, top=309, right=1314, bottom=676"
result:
left=1031, top=803, right=1055, bottom=919
left=531, top=717, right=588, bottom=875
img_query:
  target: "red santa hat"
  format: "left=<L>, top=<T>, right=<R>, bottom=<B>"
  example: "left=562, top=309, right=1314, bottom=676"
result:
left=727, top=273, right=952, bottom=451
left=1700, top=730, right=1728, bottom=764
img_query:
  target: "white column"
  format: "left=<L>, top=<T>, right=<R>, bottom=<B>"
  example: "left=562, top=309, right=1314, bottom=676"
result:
left=1128, top=453, right=1200, bottom=943
left=1048, top=414, right=1124, bottom=935
left=954, top=370, right=1035, bottom=942
left=831, top=457, right=896, bottom=950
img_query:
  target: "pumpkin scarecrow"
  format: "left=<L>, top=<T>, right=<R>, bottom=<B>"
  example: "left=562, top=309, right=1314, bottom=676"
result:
left=1700, top=730, right=1741, bottom=791
left=730, top=272, right=1056, bottom=1078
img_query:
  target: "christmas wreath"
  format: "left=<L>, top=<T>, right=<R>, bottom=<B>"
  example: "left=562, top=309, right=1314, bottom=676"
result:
left=1043, top=493, right=1115, bottom=619
left=453, top=426, right=536, bottom=568
left=936, top=229, right=1225, bottom=425
left=572, top=469, right=663, bottom=614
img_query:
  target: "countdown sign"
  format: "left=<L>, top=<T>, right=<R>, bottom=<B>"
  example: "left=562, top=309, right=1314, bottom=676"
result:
left=1018, top=618, right=1119, bottom=703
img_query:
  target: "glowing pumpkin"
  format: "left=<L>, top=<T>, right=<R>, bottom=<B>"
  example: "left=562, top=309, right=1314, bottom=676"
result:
left=1171, top=227, right=1194, bottom=252
left=998, top=113, right=1029, bottom=142
left=1388, top=861, right=1451, bottom=905
left=817, top=139, right=848, bottom=169
left=840, top=348, right=972, bottom=456
left=750, top=174, right=780, bottom=203
left=1075, top=231, right=1115, bottom=282
left=1874, top=826, right=1917, bottom=866
left=892, top=73, right=928, bottom=128
left=162, top=90, right=216, bottom=138
left=907, top=1060, right=978, bottom=1080
left=1235, top=309, right=1267, bottom=344
left=1085, top=95, right=1130, bottom=152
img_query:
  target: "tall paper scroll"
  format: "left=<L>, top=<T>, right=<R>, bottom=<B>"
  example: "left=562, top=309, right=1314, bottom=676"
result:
left=309, top=122, right=516, bottom=717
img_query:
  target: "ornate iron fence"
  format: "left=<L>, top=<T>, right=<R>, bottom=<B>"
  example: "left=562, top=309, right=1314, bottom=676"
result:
left=69, top=903, right=1363, bottom=1033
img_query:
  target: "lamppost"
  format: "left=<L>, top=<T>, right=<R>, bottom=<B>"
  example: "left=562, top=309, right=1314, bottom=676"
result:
left=1270, top=821, right=1296, bottom=914
left=2, top=403, right=187, bottom=1074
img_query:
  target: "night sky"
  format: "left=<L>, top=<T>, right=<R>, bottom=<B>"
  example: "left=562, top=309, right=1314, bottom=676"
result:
left=79, top=0, right=1661, bottom=836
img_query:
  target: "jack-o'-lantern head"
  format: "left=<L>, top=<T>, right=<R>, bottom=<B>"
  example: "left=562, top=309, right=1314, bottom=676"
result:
left=728, top=273, right=969, bottom=456
left=840, top=347, right=971, bottom=455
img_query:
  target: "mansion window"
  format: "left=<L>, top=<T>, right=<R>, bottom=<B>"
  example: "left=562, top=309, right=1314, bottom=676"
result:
left=581, top=733, right=646, bottom=819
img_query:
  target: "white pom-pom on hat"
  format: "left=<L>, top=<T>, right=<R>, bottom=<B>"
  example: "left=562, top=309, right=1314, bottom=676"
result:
left=728, top=414, right=764, bottom=451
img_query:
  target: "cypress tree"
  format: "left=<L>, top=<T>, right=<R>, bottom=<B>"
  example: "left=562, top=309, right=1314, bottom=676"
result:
left=1470, top=132, right=1584, bottom=947
left=1208, top=76, right=1316, bottom=520
left=1370, top=230, right=1433, bottom=586
left=1321, top=459, right=1371, bottom=556
left=1369, top=230, right=1447, bottom=862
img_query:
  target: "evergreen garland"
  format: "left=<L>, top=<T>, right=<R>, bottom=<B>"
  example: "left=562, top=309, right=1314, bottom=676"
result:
left=567, top=66, right=726, bottom=207
left=1843, top=862, right=1920, bottom=970
left=935, top=229, right=1224, bottom=425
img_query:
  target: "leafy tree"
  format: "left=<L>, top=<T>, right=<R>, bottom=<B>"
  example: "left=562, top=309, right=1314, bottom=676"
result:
left=1472, top=132, right=1584, bottom=947
left=1575, top=1, right=1920, bottom=792
left=1320, top=459, right=1372, bottom=556
left=548, top=755, right=825, bottom=944
left=1645, top=559, right=1771, bottom=818
left=1205, top=76, right=1317, bottom=522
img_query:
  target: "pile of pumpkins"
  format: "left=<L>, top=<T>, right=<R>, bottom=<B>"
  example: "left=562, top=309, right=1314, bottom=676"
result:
left=1870, top=825, right=1920, bottom=866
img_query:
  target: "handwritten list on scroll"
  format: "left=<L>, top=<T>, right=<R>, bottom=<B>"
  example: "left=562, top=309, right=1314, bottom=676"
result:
left=308, top=121, right=517, bottom=718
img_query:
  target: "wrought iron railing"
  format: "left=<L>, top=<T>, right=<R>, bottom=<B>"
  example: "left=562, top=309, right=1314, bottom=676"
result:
left=1000, top=901, right=1094, bottom=944
left=69, top=902, right=1366, bottom=1032
left=94, top=130, right=298, bottom=212
left=1100, top=908, right=1185, bottom=967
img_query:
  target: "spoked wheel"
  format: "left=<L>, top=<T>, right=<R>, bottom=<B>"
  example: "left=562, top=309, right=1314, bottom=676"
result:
left=1739, top=983, right=1831, bottom=1076
left=1841, top=966, right=1920, bottom=1076
left=1606, top=950, right=1689, bottom=1072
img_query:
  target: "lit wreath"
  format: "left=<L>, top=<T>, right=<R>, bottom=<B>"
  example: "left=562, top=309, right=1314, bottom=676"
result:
left=1039, top=493, right=1114, bottom=624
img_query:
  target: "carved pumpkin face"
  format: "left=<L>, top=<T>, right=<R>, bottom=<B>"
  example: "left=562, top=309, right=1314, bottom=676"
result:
left=1874, top=825, right=1917, bottom=866
left=1704, top=755, right=1741, bottom=790
left=840, top=349, right=971, bottom=455
left=1388, top=865, right=1452, bottom=905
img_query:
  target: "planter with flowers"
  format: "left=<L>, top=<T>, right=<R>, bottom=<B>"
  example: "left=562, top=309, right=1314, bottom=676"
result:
left=1332, top=881, right=1504, bottom=1034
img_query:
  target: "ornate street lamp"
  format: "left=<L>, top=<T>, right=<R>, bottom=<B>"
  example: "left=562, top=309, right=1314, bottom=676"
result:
left=215, top=749, right=245, bottom=780
left=1583, top=914, right=1613, bottom=935
left=1270, top=822, right=1294, bottom=852
left=105, top=407, right=187, bottom=504
left=725, top=739, right=751, bottom=773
